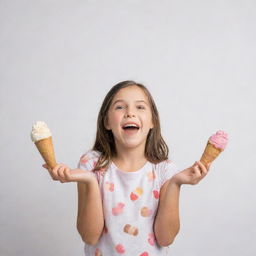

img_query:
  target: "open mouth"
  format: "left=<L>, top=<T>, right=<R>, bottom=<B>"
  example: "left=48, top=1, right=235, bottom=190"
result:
left=122, top=123, right=140, bottom=129
left=122, top=123, right=140, bottom=134
left=123, top=126, right=140, bottom=131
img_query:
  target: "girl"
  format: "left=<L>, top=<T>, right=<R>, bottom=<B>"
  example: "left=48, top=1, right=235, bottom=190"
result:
left=43, top=80, right=211, bottom=255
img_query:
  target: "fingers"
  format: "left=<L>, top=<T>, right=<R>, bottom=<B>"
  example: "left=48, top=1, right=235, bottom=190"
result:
left=42, top=163, right=71, bottom=183
left=194, top=160, right=211, bottom=179
left=63, top=168, right=72, bottom=181
left=42, top=163, right=50, bottom=170
left=191, top=164, right=202, bottom=184
left=57, top=165, right=73, bottom=183
left=206, top=162, right=212, bottom=170
left=42, top=164, right=56, bottom=180
left=196, top=161, right=208, bottom=176
left=189, top=161, right=210, bottom=185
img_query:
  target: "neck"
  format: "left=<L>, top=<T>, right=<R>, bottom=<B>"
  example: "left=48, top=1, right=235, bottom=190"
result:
left=113, top=142, right=147, bottom=170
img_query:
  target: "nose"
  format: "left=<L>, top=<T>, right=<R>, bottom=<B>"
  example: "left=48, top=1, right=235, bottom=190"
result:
left=125, top=107, right=135, bottom=118
left=125, top=113, right=135, bottom=118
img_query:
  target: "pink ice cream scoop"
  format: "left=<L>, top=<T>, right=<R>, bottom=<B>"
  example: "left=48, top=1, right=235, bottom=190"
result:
left=209, top=130, right=228, bottom=150
left=200, top=130, right=228, bottom=166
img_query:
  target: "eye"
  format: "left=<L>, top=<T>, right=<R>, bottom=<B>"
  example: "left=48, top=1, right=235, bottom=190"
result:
left=137, top=105, right=145, bottom=110
left=115, top=105, right=124, bottom=110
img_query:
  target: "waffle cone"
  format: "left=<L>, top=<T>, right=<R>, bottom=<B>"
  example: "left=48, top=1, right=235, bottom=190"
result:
left=200, top=141, right=223, bottom=166
left=35, top=137, right=57, bottom=169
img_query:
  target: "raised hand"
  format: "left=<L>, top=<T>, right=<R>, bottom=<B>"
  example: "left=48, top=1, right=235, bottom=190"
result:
left=171, top=161, right=211, bottom=186
left=42, top=163, right=96, bottom=184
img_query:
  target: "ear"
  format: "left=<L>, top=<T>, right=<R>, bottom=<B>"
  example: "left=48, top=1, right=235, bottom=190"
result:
left=104, top=117, right=110, bottom=130
left=150, top=120, right=154, bottom=129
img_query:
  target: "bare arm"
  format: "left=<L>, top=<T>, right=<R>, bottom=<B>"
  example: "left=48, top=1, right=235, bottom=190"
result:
left=154, top=180, right=181, bottom=247
left=154, top=161, right=211, bottom=246
left=42, top=163, right=105, bottom=245
left=77, top=176, right=104, bottom=245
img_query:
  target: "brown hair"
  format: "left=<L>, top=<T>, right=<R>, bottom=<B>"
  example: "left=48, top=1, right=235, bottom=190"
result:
left=92, top=80, right=169, bottom=171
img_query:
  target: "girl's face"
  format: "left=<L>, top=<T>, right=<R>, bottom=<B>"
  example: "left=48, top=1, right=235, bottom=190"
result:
left=105, top=85, right=154, bottom=151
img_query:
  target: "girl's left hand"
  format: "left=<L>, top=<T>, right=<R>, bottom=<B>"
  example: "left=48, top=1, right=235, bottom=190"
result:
left=171, top=161, right=211, bottom=186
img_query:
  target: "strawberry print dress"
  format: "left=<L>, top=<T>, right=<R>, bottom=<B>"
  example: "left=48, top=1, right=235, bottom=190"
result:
left=77, top=150, right=180, bottom=256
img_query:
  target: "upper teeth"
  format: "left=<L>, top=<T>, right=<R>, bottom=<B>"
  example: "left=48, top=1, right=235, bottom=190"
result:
left=124, top=124, right=139, bottom=128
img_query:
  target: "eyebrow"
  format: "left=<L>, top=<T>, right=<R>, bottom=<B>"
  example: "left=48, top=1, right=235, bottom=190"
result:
left=112, top=99, right=148, bottom=105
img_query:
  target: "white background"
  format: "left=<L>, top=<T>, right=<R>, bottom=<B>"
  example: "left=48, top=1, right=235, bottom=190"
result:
left=1, top=0, right=255, bottom=255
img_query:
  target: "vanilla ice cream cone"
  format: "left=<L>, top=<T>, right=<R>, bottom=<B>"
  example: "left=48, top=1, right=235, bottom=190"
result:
left=35, top=137, right=57, bottom=169
left=31, top=121, right=57, bottom=169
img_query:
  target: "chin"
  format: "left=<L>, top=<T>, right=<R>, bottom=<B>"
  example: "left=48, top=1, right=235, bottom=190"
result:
left=124, top=144, right=140, bottom=149
left=122, top=140, right=145, bottom=149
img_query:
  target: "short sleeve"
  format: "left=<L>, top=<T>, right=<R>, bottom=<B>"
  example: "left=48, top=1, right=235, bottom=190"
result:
left=77, top=150, right=100, bottom=172
left=159, top=160, right=180, bottom=188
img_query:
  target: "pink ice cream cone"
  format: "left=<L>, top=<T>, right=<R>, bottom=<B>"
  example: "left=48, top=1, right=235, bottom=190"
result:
left=200, top=130, right=228, bottom=166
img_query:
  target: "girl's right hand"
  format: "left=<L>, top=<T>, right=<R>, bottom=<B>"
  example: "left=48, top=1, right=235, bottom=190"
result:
left=42, top=163, right=96, bottom=184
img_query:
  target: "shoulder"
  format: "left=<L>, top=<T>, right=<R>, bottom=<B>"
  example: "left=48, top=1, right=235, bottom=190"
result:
left=154, top=159, right=180, bottom=187
left=78, top=150, right=102, bottom=170
left=79, top=149, right=101, bottom=162
left=154, top=159, right=179, bottom=172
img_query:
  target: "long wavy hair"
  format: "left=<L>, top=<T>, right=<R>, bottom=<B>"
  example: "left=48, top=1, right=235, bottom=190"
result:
left=92, top=80, right=169, bottom=171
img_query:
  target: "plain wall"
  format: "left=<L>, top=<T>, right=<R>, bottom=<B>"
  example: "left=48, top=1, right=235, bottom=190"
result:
left=1, top=0, right=255, bottom=255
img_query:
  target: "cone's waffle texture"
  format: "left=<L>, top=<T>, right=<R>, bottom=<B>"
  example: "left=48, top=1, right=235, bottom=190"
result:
left=200, top=141, right=223, bottom=166
left=35, top=136, right=57, bottom=169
